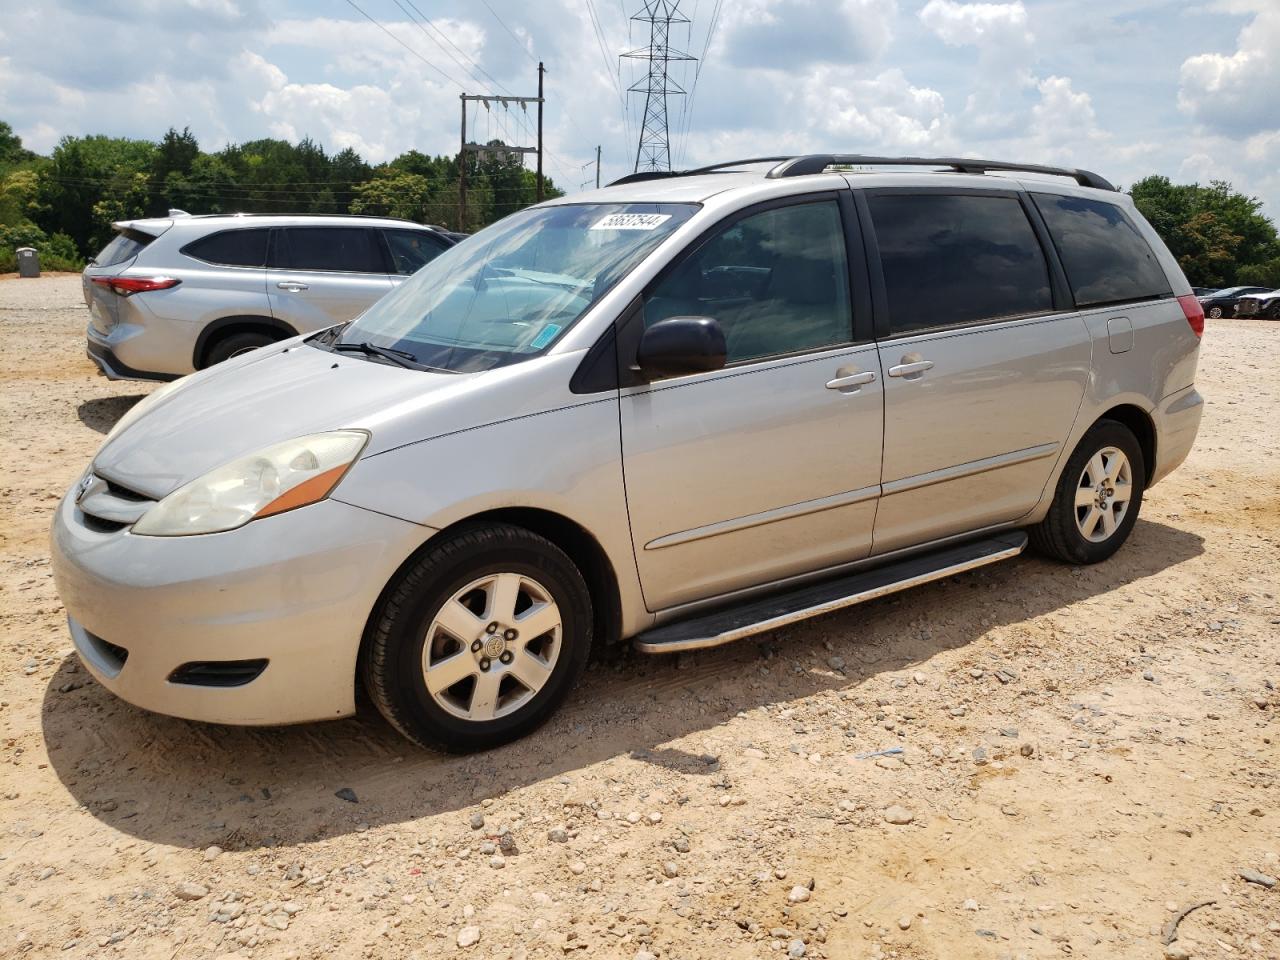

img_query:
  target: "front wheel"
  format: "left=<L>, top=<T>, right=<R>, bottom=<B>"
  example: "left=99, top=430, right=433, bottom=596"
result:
left=1029, top=420, right=1146, bottom=564
left=361, top=523, right=593, bottom=752
left=1207, top=306, right=1224, bottom=319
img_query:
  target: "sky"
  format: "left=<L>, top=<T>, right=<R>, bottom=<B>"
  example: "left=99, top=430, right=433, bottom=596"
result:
left=1, top=0, right=1277, bottom=215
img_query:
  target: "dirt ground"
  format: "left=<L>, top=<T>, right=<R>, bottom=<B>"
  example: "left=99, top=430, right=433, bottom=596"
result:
left=1, top=275, right=1276, bottom=960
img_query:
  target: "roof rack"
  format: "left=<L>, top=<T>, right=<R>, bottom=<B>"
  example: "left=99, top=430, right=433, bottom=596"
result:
left=609, top=155, right=1117, bottom=192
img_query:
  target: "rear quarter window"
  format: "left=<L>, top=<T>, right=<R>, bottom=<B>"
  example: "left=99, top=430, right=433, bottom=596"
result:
left=1031, top=193, right=1172, bottom=307
left=181, top=228, right=269, bottom=267
left=93, top=229, right=155, bottom=267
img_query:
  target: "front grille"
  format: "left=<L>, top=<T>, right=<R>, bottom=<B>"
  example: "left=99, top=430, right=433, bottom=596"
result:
left=168, top=659, right=269, bottom=688
left=77, top=471, right=154, bottom=531
left=81, top=513, right=128, bottom=533
left=103, top=477, right=149, bottom=501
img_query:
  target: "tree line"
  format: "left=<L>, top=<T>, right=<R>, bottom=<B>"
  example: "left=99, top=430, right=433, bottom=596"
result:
left=0, top=122, right=561, bottom=271
left=2, top=119, right=1278, bottom=290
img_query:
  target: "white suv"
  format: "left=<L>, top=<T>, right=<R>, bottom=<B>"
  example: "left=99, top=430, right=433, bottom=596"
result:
left=83, top=213, right=460, bottom=381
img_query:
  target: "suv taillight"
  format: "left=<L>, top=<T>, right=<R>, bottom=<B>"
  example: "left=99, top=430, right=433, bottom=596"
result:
left=91, top=276, right=181, bottom=297
left=1177, top=294, right=1204, bottom=338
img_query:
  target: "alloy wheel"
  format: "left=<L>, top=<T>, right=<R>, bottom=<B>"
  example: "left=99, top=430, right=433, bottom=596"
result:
left=421, top=572, right=562, bottom=721
left=1074, top=446, right=1133, bottom=543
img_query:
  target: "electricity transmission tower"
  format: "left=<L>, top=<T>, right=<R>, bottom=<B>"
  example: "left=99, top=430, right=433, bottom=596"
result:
left=622, top=1, right=695, bottom=173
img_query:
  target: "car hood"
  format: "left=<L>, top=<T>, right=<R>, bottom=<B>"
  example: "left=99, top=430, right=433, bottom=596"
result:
left=92, top=342, right=473, bottom=500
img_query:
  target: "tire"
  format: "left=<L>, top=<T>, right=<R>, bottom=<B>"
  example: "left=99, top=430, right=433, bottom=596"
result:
left=361, top=523, right=593, bottom=752
left=1029, top=420, right=1146, bottom=565
left=204, top=331, right=276, bottom=367
left=1207, top=306, right=1224, bottom=319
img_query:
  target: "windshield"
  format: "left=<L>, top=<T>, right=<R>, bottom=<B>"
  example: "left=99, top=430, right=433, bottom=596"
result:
left=328, top=202, right=697, bottom=373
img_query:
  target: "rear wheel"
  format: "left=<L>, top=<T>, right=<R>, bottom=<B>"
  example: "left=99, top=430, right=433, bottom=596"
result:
left=205, top=331, right=276, bottom=366
left=1029, top=420, right=1146, bottom=564
left=1207, top=305, right=1224, bottom=319
left=361, top=523, right=593, bottom=752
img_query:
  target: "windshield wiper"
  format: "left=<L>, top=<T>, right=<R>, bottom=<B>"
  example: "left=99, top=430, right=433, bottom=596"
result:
left=333, top=341, right=456, bottom=374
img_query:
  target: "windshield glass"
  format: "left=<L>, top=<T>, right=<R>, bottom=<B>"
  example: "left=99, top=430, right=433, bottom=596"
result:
left=331, top=202, right=698, bottom=372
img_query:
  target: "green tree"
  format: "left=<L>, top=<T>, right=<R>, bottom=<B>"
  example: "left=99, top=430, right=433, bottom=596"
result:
left=350, top=172, right=437, bottom=222
left=1130, top=175, right=1280, bottom=288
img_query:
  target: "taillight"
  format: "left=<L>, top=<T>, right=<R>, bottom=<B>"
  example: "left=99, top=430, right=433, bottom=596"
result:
left=90, top=276, right=181, bottom=297
left=1177, top=294, right=1204, bottom=338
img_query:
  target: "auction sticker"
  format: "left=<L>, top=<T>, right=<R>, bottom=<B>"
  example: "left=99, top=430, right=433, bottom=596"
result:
left=590, top=213, right=672, bottom=231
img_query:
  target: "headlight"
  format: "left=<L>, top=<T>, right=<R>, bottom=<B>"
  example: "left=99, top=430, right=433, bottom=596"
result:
left=131, top=431, right=369, bottom=536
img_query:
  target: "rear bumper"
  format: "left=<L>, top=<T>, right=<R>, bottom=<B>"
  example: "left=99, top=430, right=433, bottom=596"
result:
left=87, top=337, right=178, bottom=383
left=51, top=489, right=432, bottom=726
left=86, top=302, right=197, bottom=380
left=1150, top=384, right=1203, bottom=486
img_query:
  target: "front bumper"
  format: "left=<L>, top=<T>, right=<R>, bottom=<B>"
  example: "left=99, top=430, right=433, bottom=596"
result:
left=51, top=489, right=431, bottom=725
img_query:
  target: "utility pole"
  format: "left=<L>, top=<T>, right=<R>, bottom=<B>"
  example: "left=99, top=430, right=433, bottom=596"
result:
left=596, top=145, right=602, bottom=188
left=536, top=62, right=545, bottom=202
left=457, top=84, right=543, bottom=229
left=458, top=94, right=466, bottom=231
left=623, top=1, right=695, bottom=173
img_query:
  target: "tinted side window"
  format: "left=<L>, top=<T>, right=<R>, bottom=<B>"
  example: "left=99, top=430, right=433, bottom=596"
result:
left=644, top=200, right=852, bottom=364
left=385, top=229, right=448, bottom=275
left=868, top=193, right=1052, bottom=335
left=182, top=228, right=269, bottom=267
left=1031, top=193, right=1172, bottom=307
left=275, top=227, right=383, bottom=273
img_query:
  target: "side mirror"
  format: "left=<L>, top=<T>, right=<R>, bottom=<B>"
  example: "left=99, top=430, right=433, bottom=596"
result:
left=635, top=316, right=727, bottom=380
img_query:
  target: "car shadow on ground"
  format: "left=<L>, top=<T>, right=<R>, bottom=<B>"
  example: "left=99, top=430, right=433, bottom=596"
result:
left=41, top=518, right=1204, bottom=852
left=76, top=395, right=146, bottom=434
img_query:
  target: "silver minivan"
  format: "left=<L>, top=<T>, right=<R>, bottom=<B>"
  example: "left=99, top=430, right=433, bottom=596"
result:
left=83, top=213, right=459, bottom=380
left=52, top=156, right=1205, bottom=752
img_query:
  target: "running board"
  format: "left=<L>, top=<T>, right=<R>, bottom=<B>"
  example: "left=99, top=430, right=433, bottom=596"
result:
left=633, top=531, right=1028, bottom=654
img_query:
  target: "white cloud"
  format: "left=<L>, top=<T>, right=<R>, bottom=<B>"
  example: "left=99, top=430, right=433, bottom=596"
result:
left=918, top=0, right=1032, bottom=48
left=802, top=68, right=949, bottom=149
left=1178, top=5, right=1280, bottom=136
left=721, top=0, right=898, bottom=69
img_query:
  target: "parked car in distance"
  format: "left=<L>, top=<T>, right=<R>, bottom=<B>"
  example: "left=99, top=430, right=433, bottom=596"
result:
left=1233, top=290, right=1280, bottom=319
left=1190, top=286, right=1218, bottom=298
left=1197, top=285, right=1273, bottom=318
left=83, top=213, right=461, bottom=381
left=53, top=154, right=1204, bottom=752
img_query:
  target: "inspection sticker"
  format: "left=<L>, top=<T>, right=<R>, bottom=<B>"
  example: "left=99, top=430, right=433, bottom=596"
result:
left=589, top=213, right=672, bottom=231
left=530, top=323, right=562, bottom=349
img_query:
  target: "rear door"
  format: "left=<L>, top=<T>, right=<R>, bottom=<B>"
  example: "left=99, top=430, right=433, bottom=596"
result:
left=267, top=226, right=393, bottom=331
left=620, top=194, right=884, bottom=610
left=175, top=226, right=272, bottom=323
left=859, top=187, right=1092, bottom=554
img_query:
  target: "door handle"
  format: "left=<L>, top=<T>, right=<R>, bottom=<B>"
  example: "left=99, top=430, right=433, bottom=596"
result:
left=887, top=359, right=934, bottom=378
left=825, top=371, right=877, bottom=390
left=276, top=281, right=309, bottom=292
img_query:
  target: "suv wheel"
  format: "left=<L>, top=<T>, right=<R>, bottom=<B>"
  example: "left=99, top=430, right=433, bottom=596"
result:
left=1029, top=420, right=1146, bottom=565
left=205, top=331, right=276, bottom=366
left=361, top=523, right=593, bottom=752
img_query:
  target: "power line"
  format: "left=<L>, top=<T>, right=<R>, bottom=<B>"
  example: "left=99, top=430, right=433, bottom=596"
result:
left=677, top=0, right=722, bottom=168
left=394, top=0, right=511, bottom=96
left=341, top=0, right=468, bottom=91
left=475, top=0, right=538, bottom=65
